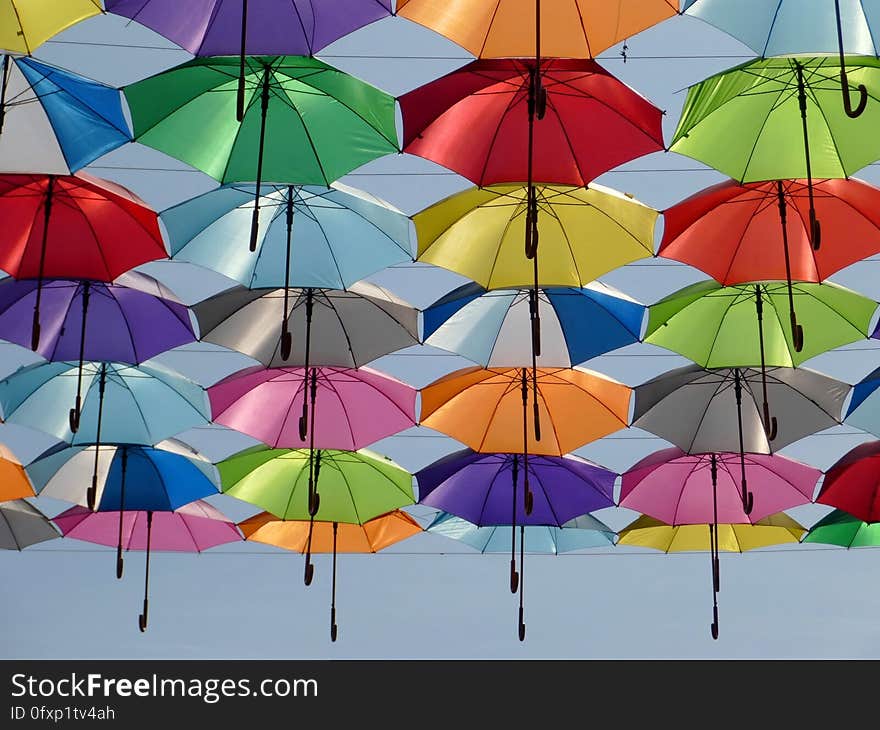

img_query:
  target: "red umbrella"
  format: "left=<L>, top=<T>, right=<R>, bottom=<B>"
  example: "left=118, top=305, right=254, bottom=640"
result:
left=399, top=58, right=664, bottom=188
left=817, top=441, right=880, bottom=523
left=658, top=177, right=880, bottom=352
left=0, top=172, right=168, bottom=351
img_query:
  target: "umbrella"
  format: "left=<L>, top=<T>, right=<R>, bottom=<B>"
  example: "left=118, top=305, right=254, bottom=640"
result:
left=396, top=0, right=678, bottom=58
left=802, top=509, right=880, bottom=548
left=423, top=281, right=645, bottom=367
left=0, top=55, right=130, bottom=174
left=425, top=511, right=616, bottom=553
left=239, top=509, right=421, bottom=641
left=632, top=364, right=848, bottom=512
left=0, top=0, right=101, bottom=54
left=106, top=0, right=393, bottom=121
left=28, top=444, right=219, bottom=578
left=0, top=443, right=35, bottom=501
left=658, top=178, right=880, bottom=344
left=160, top=182, right=412, bottom=290
left=400, top=59, right=664, bottom=189
left=670, top=56, right=880, bottom=251
left=618, top=511, right=805, bottom=638
left=53, top=500, right=242, bottom=631
left=683, top=0, right=875, bottom=117
left=208, top=365, right=417, bottom=450
left=123, top=55, right=398, bottom=250
left=0, top=499, right=59, bottom=550
left=0, top=275, right=196, bottom=432
left=844, top=365, right=880, bottom=437
left=816, top=441, right=880, bottom=522
left=193, top=283, right=418, bottom=439
left=416, top=447, right=615, bottom=633
left=0, top=173, right=167, bottom=353
left=218, top=446, right=414, bottom=586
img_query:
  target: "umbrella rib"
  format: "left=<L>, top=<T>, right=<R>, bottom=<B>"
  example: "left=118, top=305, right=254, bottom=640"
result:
left=483, top=196, right=526, bottom=287
left=800, top=286, right=873, bottom=336
left=718, top=194, right=767, bottom=285
left=292, top=0, right=313, bottom=55
left=245, top=190, right=287, bottom=287
left=321, top=373, right=361, bottom=446
left=475, top=84, right=526, bottom=186
left=669, top=456, right=705, bottom=526
left=803, top=77, right=848, bottom=176
left=0, top=506, right=22, bottom=550
left=280, top=453, right=310, bottom=519
left=475, top=456, right=508, bottom=524
left=683, top=372, right=732, bottom=454
left=477, top=0, right=504, bottom=60
left=529, top=462, right=563, bottom=526
left=177, top=513, right=204, bottom=553
left=735, top=80, right=790, bottom=183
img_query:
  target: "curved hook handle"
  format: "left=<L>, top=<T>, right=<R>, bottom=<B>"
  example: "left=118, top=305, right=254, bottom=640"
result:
left=87, top=477, right=97, bottom=512
left=710, top=606, right=719, bottom=641
left=330, top=608, right=338, bottom=643
left=30, top=312, right=40, bottom=352
left=116, top=550, right=124, bottom=581
left=762, top=401, right=778, bottom=442
left=841, top=72, right=869, bottom=118
left=298, top=412, right=308, bottom=442
left=249, top=206, right=260, bottom=252
left=792, top=322, right=804, bottom=354
left=510, top=559, right=519, bottom=594
left=280, top=326, right=292, bottom=362
left=810, top=213, right=821, bottom=251
left=138, top=600, right=148, bottom=633
left=68, top=402, right=80, bottom=434
left=524, top=488, right=534, bottom=516
left=518, top=607, right=526, bottom=642
left=743, top=489, right=754, bottom=516
left=308, top=491, right=320, bottom=517
left=304, top=558, right=314, bottom=586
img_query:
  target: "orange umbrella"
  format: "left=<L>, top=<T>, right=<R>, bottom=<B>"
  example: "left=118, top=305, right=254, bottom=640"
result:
left=396, top=0, right=679, bottom=58
left=0, top=445, right=35, bottom=501
left=239, top=509, right=422, bottom=641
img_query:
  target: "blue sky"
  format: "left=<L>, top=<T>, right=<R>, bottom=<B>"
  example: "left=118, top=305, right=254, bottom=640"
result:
left=3, top=9, right=880, bottom=659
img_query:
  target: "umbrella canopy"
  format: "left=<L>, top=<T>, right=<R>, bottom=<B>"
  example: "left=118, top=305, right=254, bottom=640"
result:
left=400, top=58, right=664, bottom=187
left=0, top=277, right=195, bottom=364
left=0, top=443, right=34, bottom=501
left=844, top=365, right=880, bottom=437
left=105, top=0, right=393, bottom=56
left=239, top=509, right=421, bottom=553
left=416, top=449, right=616, bottom=526
left=161, top=183, right=412, bottom=291
left=617, top=513, right=806, bottom=552
left=0, top=360, right=211, bottom=446
left=802, top=509, right=880, bottom=548
left=0, top=55, right=130, bottom=174
left=658, top=178, right=880, bottom=285
left=423, top=282, right=645, bottom=367
left=396, top=0, right=678, bottom=59
left=192, top=283, right=420, bottom=369
left=816, top=441, right=880, bottom=523
left=0, top=499, right=59, bottom=550
left=218, top=446, right=415, bottom=523
left=620, top=448, right=821, bottom=524
left=124, top=55, right=398, bottom=187
left=644, top=280, right=876, bottom=368
left=670, top=55, right=880, bottom=182
left=0, top=1, right=101, bottom=54
left=208, top=365, right=417, bottom=450
left=420, top=366, right=631, bottom=455
left=426, top=511, right=616, bottom=553
left=27, top=444, right=219, bottom=511
left=632, top=364, right=848, bottom=454
left=413, top=184, right=657, bottom=290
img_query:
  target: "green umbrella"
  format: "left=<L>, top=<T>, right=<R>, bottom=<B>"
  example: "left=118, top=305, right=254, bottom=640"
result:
left=646, top=280, right=876, bottom=369
left=802, top=509, right=880, bottom=548
left=124, top=55, right=399, bottom=250
left=218, top=446, right=414, bottom=584
left=670, top=55, right=880, bottom=249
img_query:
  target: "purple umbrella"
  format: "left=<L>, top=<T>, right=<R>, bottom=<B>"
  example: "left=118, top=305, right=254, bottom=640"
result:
left=416, top=449, right=616, bottom=641
left=0, top=275, right=195, bottom=433
left=105, top=0, right=394, bottom=119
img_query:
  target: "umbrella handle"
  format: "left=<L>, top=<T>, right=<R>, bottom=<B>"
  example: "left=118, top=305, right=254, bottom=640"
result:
left=792, top=315, right=804, bottom=354
left=710, top=606, right=718, bottom=640
left=510, top=559, right=519, bottom=593
left=30, top=310, right=40, bottom=352
left=304, top=558, right=314, bottom=586
left=810, top=211, right=821, bottom=251
left=762, top=402, right=778, bottom=442
left=116, top=546, right=124, bottom=580
left=531, top=313, right=541, bottom=358
left=280, top=325, right=292, bottom=362
left=299, top=410, right=308, bottom=442
left=68, top=396, right=81, bottom=434
left=87, top=476, right=97, bottom=512
left=249, top=206, right=260, bottom=252
left=138, top=599, right=148, bottom=633
left=742, top=487, right=754, bottom=516
left=524, top=488, right=534, bottom=516
left=714, top=556, right=720, bottom=593
left=841, top=74, right=869, bottom=118
left=518, top=607, right=526, bottom=642
left=308, top=490, right=320, bottom=517
left=330, top=608, right=338, bottom=643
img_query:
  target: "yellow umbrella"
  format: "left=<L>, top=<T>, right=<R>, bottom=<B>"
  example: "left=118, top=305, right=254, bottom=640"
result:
left=413, top=183, right=657, bottom=289
left=0, top=0, right=102, bottom=55
left=239, top=510, right=422, bottom=641
left=618, top=513, right=805, bottom=639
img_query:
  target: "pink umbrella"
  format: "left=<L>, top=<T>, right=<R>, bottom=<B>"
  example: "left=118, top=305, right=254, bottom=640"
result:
left=619, top=448, right=820, bottom=639
left=208, top=366, right=417, bottom=450
left=53, top=500, right=242, bottom=632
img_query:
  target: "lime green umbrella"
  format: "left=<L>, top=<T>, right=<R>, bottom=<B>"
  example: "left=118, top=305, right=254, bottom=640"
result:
left=218, top=446, right=414, bottom=584
left=124, top=55, right=399, bottom=250
left=802, top=509, right=880, bottom=548
left=645, top=280, right=876, bottom=369
left=670, top=55, right=880, bottom=249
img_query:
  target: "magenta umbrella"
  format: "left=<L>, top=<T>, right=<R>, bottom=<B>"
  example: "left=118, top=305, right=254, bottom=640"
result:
left=619, top=447, right=820, bottom=639
left=208, top=366, right=417, bottom=450
left=53, top=500, right=242, bottom=632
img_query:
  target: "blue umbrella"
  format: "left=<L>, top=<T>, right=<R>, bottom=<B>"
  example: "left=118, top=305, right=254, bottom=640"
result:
left=0, top=55, right=131, bottom=174
left=426, top=511, right=616, bottom=553
left=843, top=364, right=880, bottom=436
left=423, top=282, right=645, bottom=367
left=683, top=0, right=878, bottom=117
left=28, top=444, right=219, bottom=578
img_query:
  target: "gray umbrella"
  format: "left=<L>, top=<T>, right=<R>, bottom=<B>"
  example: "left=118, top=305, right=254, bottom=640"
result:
left=1, top=500, right=60, bottom=550
left=632, top=365, right=848, bottom=513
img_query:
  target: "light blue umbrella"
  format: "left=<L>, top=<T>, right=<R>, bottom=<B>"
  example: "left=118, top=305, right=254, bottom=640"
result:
left=0, top=361, right=210, bottom=447
left=684, top=0, right=880, bottom=116
left=161, top=182, right=413, bottom=290
left=0, top=55, right=131, bottom=174
left=426, top=511, right=616, bottom=553
left=423, top=281, right=644, bottom=367
left=844, top=364, right=880, bottom=436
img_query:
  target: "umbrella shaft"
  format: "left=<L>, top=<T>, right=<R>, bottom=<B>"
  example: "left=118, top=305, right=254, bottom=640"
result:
left=0, top=54, right=9, bottom=134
